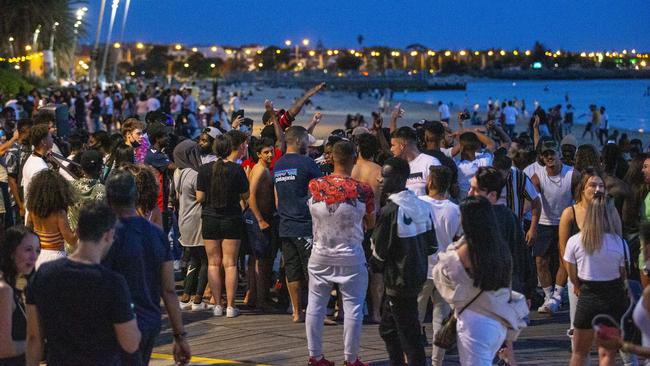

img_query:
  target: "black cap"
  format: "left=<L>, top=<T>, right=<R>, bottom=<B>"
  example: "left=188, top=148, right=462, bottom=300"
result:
left=539, top=139, right=558, bottom=153
left=81, top=149, right=103, bottom=173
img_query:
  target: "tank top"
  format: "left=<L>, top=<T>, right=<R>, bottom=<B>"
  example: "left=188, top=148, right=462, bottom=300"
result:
left=569, top=205, right=581, bottom=237
left=537, top=164, right=574, bottom=226
left=12, top=292, right=26, bottom=341
left=34, top=228, right=65, bottom=251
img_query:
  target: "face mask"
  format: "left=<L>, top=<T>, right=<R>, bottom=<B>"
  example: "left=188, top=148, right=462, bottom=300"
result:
left=130, top=139, right=141, bottom=148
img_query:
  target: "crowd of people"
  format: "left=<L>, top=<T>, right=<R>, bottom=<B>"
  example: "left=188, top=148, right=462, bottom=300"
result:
left=0, top=79, right=650, bottom=366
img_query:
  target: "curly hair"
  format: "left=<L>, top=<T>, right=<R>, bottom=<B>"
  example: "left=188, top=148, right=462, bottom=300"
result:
left=574, top=144, right=601, bottom=174
left=26, top=170, right=75, bottom=218
left=120, top=163, right=159, bottom=213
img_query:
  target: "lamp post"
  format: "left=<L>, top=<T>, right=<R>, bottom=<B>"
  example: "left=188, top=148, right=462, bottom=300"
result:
left=44, top=21, right=59, bottom=80
left=8, top=36, right=14, bottom=57
left=111, top=0, right=130, bottom=81
left=70, top=7, right=87, bottom=80
left=90, top=0, right=107, bottom=86
left=99, top=0, right=119, bottom=83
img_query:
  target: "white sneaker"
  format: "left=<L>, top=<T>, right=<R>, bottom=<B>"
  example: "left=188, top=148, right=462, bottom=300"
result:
left=538, top=298, right=560, bottom=314
left=192, top=302, right=215, bottom=311
left=179, top=301, right=192, bottom=310
left=213, top=304, right=224, bottom=317
left=226, top=307, right=240, bottom=318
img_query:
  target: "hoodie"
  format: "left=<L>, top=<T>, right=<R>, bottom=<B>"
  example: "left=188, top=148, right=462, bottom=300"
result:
left=371, top=189, right=437, bottom=296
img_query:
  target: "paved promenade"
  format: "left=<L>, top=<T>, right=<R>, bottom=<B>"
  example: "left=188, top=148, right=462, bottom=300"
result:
left=150, top=306, right=575, bottom=365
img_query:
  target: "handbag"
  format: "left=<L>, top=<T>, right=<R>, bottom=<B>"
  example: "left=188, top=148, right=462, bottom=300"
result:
left=433, top=290, right=483, bottom=350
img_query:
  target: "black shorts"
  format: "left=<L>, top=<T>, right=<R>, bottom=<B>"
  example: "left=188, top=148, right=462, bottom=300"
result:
left=281, top=237, right=312, bottom=282
left=533, top=224, right=559, bottom=257
left=202, top=215, right=244, bottom=240
left=362, top=229, right=374, bottom=262
left=574, top=279, right=628, bottom=329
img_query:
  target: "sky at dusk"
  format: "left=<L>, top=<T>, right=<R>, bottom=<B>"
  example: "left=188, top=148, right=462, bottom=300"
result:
left=82, top=0, right=650, bottom=51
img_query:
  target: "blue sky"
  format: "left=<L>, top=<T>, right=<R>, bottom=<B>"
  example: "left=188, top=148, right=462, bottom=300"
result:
left=82, top=0, right=650, bottom=51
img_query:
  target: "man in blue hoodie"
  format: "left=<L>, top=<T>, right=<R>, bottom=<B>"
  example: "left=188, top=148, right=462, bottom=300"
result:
left=371, top=157, right=437, bottom=366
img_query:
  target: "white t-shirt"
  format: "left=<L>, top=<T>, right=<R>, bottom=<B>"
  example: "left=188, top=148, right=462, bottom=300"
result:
left=170, top=94, right=183, bottom=114
left=438, top=104, right=450, bottom=120
left=503, top=106, right=518, bottom=125
left=440, top=147, right=453, bottom=158
left=22, top=155, right=49, bottom=204
left=535, top=164, right=574, bottom=225
left=564, top=233, right=628, bottom=281
left=103, top=96, right=113, bottom=115
left=419, top=196, right=462, bottom=278
left=456, top=151, right=493, bottom=199
left=522, top=162, right=544, bottom=220
left=146, top=97, right=161, bottom=112
left=406, top=153, right=441, bottom=196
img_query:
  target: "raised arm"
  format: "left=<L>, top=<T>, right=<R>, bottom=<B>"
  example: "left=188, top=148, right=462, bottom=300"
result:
left=389, top=103, right=404, bottom=134
left=305, top=112, right=322, bottom=135
left=287, top=82, right=326, bottom=118
left=488, top=120, right=512, bottom=150
left=532, top=115, right=540, bottom=149
left=266, top=99, right=286, bottom=154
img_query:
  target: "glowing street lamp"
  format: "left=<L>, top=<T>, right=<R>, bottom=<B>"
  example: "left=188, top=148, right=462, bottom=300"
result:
left=211, top=46, right=217, bottom=52
left=136, top=42, right=144, bottom=49
left=525, top=50, right=531, bottom=56
left=410, top=50, right=418, bottom=56
left=113, top=42, right=121, bottom=48
left=25, top=45, right=32, bottom=51
left=487, top=50, right=494, bottom=56
left=191, top=47, right=198, bottom=52
left=284, top=40, right=292, bottom=47
left=308, top=50, right=316, bottom=57
left=175, top=44, right=182, bottom=50
left=302, top=38, right=310, bottom=46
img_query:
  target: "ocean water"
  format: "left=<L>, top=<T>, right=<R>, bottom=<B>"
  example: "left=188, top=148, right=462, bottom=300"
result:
left=394, top=79, right=650, bottom=131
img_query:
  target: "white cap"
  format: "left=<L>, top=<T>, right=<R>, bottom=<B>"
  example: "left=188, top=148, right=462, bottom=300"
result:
left=308, top=134, right=324, bottom=147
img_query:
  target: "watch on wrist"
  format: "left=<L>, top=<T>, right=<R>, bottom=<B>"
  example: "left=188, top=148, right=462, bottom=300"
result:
left=173, top=331, right=187, bottom=340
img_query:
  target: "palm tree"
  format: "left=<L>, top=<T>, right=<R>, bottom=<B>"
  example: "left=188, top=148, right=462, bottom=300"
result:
left=0, top=0, right=87, bottom=76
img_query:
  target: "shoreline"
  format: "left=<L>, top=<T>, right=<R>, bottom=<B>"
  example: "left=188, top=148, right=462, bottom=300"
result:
left=231, top=85, right=648, bottom=145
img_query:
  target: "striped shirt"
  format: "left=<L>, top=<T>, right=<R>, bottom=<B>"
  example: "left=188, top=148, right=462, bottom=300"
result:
left=497, top=167, right=539, bottom=220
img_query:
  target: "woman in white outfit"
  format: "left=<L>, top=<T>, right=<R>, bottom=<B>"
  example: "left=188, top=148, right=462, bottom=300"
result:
left=433, top=196, right=528, bottom=366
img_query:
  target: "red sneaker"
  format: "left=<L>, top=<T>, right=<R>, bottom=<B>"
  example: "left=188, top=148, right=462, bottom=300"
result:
left=344, top=359, right=369, bottom=366
left=308, top=356, right=335, bottom=366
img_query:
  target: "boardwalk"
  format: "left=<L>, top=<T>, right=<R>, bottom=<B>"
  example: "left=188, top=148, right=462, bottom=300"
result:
left=151, top=306, right=575, bottom=365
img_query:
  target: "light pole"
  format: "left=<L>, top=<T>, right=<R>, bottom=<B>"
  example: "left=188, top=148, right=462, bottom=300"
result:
left=8, top=36, right=14, bottom=57
left=90, top=0, right=107, bottom=86
left=70, top=7, right=87, bottom=80
left=99, top=0, right=119, bottom=83
left=44, top=22, right=59, bottom=80
left=111, top=0, right=130, bottom=81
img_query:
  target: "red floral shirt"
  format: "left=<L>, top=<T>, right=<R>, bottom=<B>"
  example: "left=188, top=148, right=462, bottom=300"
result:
left=308, top=175, right=374, bottom=215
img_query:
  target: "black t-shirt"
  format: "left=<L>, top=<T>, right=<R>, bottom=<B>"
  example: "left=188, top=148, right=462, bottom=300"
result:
left=26, top=258, right=135, bottom=366
left=196, top=160, right=249, bottom=217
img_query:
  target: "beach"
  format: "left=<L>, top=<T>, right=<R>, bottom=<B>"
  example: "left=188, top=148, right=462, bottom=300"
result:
left=227, top=84, right=649, bottom=146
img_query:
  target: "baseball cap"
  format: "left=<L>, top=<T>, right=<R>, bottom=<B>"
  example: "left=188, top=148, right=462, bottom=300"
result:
left=540, top=139, right=558, bottom=153
left=351, top=126, right=370, bottom=136
left=202, top=127, right=222, bottom=139
left=308, top=134, right=325, bottom=147
left=560, top=134, right=578, bottom=148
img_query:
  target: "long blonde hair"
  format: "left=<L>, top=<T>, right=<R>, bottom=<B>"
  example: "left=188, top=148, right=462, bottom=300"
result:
left=581, top=195, right=622, bottom=254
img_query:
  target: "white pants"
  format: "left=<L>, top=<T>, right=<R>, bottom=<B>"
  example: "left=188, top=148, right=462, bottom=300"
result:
left=417, top=279, right=451, bottom=365
left=305, top=262, right=368, bottom=362
left=35, top=249, right=66, bottom=270
left=457, top=309, right=507, bottom=366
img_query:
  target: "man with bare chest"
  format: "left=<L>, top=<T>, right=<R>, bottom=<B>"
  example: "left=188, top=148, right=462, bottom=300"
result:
left=351, top=133, right=382, bottom=323
left=246, top=137, right=277, bottom=310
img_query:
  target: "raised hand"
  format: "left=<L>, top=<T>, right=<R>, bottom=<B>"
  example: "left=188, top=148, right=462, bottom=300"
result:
left=264, top=99, right=274, bottom=112
left=312, top=112, right=322, bottom=125
left=391, top=103, right=405, bottom=120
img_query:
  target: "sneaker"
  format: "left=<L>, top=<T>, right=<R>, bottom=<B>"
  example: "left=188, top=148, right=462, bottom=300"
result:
left=191, top=302, right=215, bottom=311
left=344, top=359, right=369, bottom=366
left=213, top=304, right=224, bottom=317
left=537, top=298, right=559, bottom=314
left=179, top=301, right=192, bottom=310
left=307, top=356, right=335, bottom=366
left=226, top=306, right=240, bottom=318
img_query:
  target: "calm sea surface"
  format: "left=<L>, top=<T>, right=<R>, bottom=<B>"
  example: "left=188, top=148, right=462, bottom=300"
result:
left=395, top=79, right=650, bottom=131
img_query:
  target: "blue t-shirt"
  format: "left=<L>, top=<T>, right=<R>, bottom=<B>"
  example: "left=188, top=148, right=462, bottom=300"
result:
left=103, top=216, right=171, bottom=331
left=274, top=153, right=322, bottom=238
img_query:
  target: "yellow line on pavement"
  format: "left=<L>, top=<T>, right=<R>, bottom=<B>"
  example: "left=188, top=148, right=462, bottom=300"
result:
left=151, top=352, right=270, bottom=365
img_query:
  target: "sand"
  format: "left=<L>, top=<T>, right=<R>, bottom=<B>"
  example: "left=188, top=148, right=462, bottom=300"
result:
left=225, top=85, right=647, bottom=146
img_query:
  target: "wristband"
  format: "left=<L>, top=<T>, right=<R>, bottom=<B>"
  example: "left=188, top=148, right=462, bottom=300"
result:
left=173, top=331, right=187, bottom=340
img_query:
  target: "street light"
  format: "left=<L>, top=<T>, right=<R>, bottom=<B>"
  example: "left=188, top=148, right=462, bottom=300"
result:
left=302, top=38, right=310, bottom=46
left=113, top=42, right=121, bottom=48
left=25, top=45, right=32, bottom=51
left=285, top=40, right=291, bottom=47
left=175, top=44, right=182, bottom=50
left=136, top=42, right=144, bottom=49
